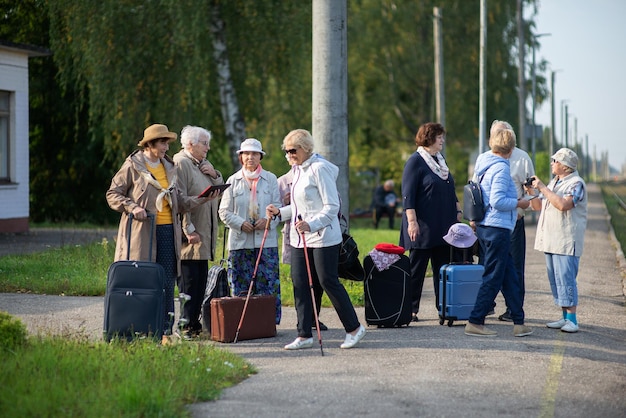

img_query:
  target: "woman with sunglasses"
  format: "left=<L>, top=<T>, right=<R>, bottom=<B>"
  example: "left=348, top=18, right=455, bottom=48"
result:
left=266, top=129, right=366, bottom=350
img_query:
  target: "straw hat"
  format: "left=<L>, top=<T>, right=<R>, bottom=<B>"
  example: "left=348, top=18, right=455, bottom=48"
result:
left=137, top=124, right=177, bottom=147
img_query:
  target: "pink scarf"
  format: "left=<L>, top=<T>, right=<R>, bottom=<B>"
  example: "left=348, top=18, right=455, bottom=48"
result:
left=243, top=164, right=262, bottom=222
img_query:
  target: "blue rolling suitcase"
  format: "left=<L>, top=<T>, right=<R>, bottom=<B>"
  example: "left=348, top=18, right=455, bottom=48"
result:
left=104, top=213, right=165, bottom=341
left=438, top=248, right=483, bottom=327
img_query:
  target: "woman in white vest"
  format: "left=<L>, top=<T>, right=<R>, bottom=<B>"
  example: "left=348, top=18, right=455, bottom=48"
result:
left=528, top=148, right=587, bottom=333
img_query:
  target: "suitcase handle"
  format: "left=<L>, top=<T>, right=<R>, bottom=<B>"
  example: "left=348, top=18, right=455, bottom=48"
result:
left=126, top=212, right=156, bottom=261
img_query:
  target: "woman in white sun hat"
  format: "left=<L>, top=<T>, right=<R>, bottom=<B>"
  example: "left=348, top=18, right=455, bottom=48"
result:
left=527, top=147, right=587, bottom=333
left=219, top=138, right=282, bottom=324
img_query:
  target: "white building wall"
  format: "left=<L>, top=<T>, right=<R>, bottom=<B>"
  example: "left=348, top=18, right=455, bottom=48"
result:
left=0, top=49, right=30, bottom=221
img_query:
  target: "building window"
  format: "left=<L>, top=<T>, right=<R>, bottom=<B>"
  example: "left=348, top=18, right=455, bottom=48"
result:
left=0, top=91, right=9, bottom=182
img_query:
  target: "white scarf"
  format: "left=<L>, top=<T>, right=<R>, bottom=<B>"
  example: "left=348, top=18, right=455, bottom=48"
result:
left=141, top=169, right=177, bottom=212
left=417, top=146, right=449, bottom=180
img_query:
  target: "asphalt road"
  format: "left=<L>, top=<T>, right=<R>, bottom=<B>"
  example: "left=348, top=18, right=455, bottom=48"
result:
left=1, top=183, right=625, bottom=418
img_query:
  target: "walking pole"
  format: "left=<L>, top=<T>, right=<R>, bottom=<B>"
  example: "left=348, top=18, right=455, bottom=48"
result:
left=298, top=215, right=324, bottom=356
left=234, top=218, right=271, bottom=343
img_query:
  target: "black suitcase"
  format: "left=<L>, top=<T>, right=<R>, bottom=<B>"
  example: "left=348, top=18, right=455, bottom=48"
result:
left=104, top=213, right=165, bottom=341
left=364, top=253, right=412, bottom=327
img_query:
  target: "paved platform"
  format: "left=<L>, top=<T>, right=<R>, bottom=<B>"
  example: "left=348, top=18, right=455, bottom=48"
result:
left=1, top=183, right=625, bottom=417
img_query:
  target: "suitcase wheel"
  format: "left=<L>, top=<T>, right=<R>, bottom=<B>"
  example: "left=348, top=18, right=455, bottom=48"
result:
left=439, top=318, right=445, bottom=326
left=447, top=319, right=454, bottom=327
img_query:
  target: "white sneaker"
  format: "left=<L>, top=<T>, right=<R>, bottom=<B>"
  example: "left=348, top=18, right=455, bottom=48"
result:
left=546, top=318, right=567, bottom=329
left=340, top=325, right=366, bottom=349
left=284, top=337, right=313, bottom=350
left=560, top=320, right=579, bottom=333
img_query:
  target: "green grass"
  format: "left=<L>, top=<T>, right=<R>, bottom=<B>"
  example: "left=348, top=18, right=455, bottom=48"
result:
left=1, top=335, right=252, bottom=417
left=600, top=181, right=626, bottom=251
left=0, top=237, right=115, bottom=295
left=0, top=219, right=401, bottom=304
left=0, top=217, right=399, bottom=416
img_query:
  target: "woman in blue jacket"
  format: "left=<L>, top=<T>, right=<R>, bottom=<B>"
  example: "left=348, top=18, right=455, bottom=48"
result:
left=465, top=127, right=532, bottom=337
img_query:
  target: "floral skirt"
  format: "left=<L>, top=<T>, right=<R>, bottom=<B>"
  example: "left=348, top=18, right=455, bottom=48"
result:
left=228, top=247, right=281, bottom=324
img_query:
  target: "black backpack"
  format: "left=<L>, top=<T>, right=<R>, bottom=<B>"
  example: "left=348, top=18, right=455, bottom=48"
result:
left=463, top=174, right=487, bottom=222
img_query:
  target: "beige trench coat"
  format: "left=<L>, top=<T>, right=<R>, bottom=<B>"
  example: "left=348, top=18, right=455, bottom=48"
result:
left=173, top=150, right=224, bottom=261
left=106, top=149, right=202, bottom=276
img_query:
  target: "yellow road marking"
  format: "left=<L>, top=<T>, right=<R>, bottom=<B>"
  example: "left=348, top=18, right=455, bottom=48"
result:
left=539, top=333, right=566, bottom=418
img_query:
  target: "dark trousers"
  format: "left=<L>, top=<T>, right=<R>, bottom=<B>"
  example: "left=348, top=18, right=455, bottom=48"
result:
left=291, top=244, right=360, bottom=338
left=179, top=260, right=209, bottom=331
left=479, top=217, right=526, bottom=314
left=375, top=205, right=396, bottom=229
left=408, top=244, right=450, bottom=314
left=470, top=225, right=524, bottom=325
left=508, top=217, right=526, bottom=308
left=156, top=224, right=176, bottom=334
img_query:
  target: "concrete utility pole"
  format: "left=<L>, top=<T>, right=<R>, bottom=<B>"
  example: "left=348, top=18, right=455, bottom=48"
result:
left=312, top=0, right=349, bottom=216
left=433, top=7, right=445, bottom=128
left=560, top=99, right=569, bottom=147
left=478, top=0, right=487, bottom=154
left=550, top=70, right=559, bottom=160
left=564, top=105, right=569, bottom=148
left=585, top=134, right=589, bottom=180
left=517, top=0, right=526, bottom=150
left=531, top=33, right=550, bottom=167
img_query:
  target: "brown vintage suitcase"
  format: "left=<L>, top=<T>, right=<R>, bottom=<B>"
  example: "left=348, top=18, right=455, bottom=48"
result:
left=210, top=295, right=277, bottom=343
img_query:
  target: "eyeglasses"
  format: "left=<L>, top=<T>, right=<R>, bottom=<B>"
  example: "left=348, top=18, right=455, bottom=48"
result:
left=285, top=148, right=299, bottom=154
left=198, top=141, right=209, bottom=146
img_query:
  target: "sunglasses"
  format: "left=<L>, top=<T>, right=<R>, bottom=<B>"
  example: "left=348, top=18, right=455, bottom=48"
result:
left=285, top=148, right=299, bottom=154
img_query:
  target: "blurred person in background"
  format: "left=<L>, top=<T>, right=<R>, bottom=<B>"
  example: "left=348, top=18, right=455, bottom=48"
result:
left=373, top=179, right=398, bottom=229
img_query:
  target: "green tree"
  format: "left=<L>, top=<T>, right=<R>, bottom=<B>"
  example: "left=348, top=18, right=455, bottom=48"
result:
left=2, top=0, right=545, bottom=223
left=0, top=0, right=113, bottom=223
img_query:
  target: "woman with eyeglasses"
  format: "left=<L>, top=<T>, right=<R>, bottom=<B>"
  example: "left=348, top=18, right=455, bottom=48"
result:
left=219, top=138, right=282, bottom=324
left=527, top=148, right=587, bottom=333
left=173, top=125, right=224, bottom=338
left=266, top=129, right=366, bottom=350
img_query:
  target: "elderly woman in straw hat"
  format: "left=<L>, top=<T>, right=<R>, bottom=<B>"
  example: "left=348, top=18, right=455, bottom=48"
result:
left=106, top=123, right=215, bottom=338
left=527, top=147, right=587, bottom=333
left=219, top=138, right=282, bottom=324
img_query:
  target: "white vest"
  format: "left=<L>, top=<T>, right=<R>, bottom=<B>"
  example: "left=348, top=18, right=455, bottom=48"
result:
left=534, top=171, right=587, bottom=256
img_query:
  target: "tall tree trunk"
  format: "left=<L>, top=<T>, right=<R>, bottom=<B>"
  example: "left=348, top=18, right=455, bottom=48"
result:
left=209, top=1, right=246, bottom=170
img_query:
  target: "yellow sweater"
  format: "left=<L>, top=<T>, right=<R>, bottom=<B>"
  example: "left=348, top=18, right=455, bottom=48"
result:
left=147, top=163, right=172, bottom=225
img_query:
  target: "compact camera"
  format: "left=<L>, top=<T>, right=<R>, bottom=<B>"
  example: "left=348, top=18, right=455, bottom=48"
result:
left=523, top=177, right=534, bottom=187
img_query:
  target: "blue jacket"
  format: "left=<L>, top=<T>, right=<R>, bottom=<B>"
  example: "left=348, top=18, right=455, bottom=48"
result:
left=474, top=152, right=517, bottom=231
